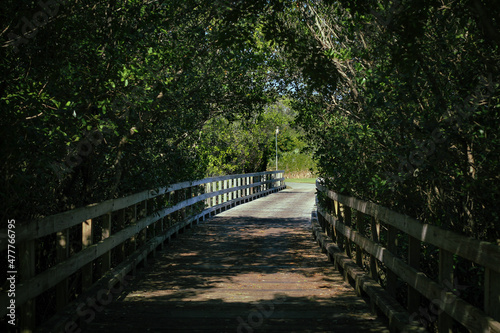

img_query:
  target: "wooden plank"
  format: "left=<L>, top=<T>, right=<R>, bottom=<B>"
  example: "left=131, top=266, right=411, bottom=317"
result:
left=370, top=217, right=380, bottom=282
left=335, top=201, right=344, bottom=251
left=485, top=268, right=500, bottom=322
left=0, top=173, right=288, bottom=319
left=206, top=182, right=211, bottom=207
left=102, top=213, right=112, bottom=273
left=438, top=249, right=454, bottom=332
left=386, top=225, right=397, bottom=299
left=19, top=240, right=35, bottom=332
left=212, top=182, right=217, bottom=207
left=82, top=219, right=93, bottom=291
left=37, top=212, right=208, bottom=333
left=223, top=180, right=228, bottom=203
left=249, top=176, right=253, bottom=196
left=355, top=211, right=364, bottom=267
left=311, top=215, right=426, bottom=333
left=217, top=181, right=222, bottom=205
left=131, top=204, right=138, bottom=252
left=56, top=229, right=70, bottom=311
left=0, top=171, right=285, bottom=251
left=344, top=205, right=352, bottom=259
left=317, top=207, right=500, bottom=333
left=316, top=183, right=500, bottom=274
left=408, top=236, right=420, bottom=315
left=115, top=209, right=126, bottom=263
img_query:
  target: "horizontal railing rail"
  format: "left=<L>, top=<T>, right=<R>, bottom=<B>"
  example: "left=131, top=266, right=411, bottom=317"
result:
left=314, top=179, right=500, bottom=333
left=0, top=171, right=285, bottom=332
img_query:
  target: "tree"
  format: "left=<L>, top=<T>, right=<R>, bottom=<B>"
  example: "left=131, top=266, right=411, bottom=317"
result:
left=0, top=0, right=281, bottom=223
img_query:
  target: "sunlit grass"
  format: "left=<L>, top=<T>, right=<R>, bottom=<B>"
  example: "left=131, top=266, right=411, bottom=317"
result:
left=285, top=178, right=317, bottom=184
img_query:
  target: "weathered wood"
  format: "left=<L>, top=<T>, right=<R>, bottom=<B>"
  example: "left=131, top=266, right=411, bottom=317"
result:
left=102, top=213, right=112, bottom=272
left=355, top=211, right=364, bottom=267
left=407, top=236, right=420, bottom=315
left=205, top=182, right=211, bottom=207
left=438, top=249, right=454, bottom=332
left=344, top=205, right=352, bottom=259
left=316, top=183, right=500, bottom=275
left=36, top=215, right=200, bottom=333
left=335, top=201, right=344, bottom=251
left=317, top=206, right=500, bottom=333
left=386, top=225, right=397, bottom=299
left=311, top=216, right=426, bottom=333
left=370, top=217, right=380, bottom=282
left=82, top=219, right=93, bottom=291
left=0, top=171, right=285, bottom=252
left=217, top=181, right=222, bottom=205
left=223, top=180, right=228, bottom=202
left=485, top=268, right=500, bottom=322
left=0, top=173, right=287, bottom=318
left=116, top=209, right=126, bottom=263
left=75, top=187, right=388, bottom=333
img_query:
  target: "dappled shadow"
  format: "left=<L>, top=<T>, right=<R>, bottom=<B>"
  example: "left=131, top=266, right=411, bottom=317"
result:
left=86, top=294, right=388, bottom=332
left=83, top=214, right=389, bottom=332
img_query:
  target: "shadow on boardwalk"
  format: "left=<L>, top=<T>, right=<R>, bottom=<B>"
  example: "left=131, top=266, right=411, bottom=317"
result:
left=83, top=189, right=389, bottom=333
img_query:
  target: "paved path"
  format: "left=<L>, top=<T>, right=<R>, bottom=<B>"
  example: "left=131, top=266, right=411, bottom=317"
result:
left=84, top=183, right=389, bottom=332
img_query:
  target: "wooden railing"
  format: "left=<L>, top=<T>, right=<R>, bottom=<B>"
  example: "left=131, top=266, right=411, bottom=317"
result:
left=314, top=179, right=500, bottom=333
left=0, top=171, right=285, bottom=332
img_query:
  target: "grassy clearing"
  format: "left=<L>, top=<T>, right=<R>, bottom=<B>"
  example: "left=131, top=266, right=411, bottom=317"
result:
left=285, top=178, right=317, bottom=184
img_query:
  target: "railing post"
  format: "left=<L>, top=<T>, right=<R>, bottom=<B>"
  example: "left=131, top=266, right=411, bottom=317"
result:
left=386, top=225, right=397, bottom=299
left=148, top=198, right=158, bottom=257
left=82, top=219, right=93, bottom=291
left=438, top=249, right=454, bottom=332
left=56, top=228, right=70, bottom=311
left=355, top=211, right=364, bottom=267
left=19, top=240, right=35, bottom=332
left=335, top=201, right=344, bottom=251
left=344, top=206, right=352, bottom=259
left=218, top=181, right=222, bottom=205
left=485, top=267, right=500, bottom=323
left=102, top=213, right=112, bottom=271
left=139, top=201, right=147, bottom=251
left=249, top=176, right=254, bottom=197
left=370, top=217, right=380, bottom=281
left=130, top=204, right=138, bottom=257
left=223, top=179, right=228, bottom=203
left=181, top=190, right=187, bottom=220
left=408, top=235, right=421, bottom=315
left=246, top=177, right=249, bottom=197
left=116, top=209, right=126, bottom=263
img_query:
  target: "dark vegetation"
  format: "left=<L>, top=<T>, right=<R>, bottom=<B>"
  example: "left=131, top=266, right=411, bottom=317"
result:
left=1, top=0, right=499, bottom=330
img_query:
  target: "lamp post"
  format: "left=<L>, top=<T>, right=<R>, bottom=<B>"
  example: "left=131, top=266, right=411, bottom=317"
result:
left=275, top=126, right=279, bottom=171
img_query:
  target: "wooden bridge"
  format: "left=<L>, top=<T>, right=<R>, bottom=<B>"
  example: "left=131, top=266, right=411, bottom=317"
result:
left=1, top=171, right=500, bottom=332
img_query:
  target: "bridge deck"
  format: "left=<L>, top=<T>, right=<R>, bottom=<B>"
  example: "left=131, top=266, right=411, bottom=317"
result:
left=83, top=183, right=389, bottom=332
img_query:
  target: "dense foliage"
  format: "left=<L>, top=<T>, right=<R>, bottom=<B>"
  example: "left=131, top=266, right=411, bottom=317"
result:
left=2, top=0, right=498, bottom=240
left=2, top=1, right=499, bottom=330
left=272, top=0, right=500, bottom=243
left=199, top=99, right=315, bottom=177
left=1, top=0, right=281, bottom=223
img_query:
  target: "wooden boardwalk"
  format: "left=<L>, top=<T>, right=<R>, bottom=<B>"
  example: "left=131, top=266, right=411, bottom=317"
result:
left=83, top=183, right=389, bottom=333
